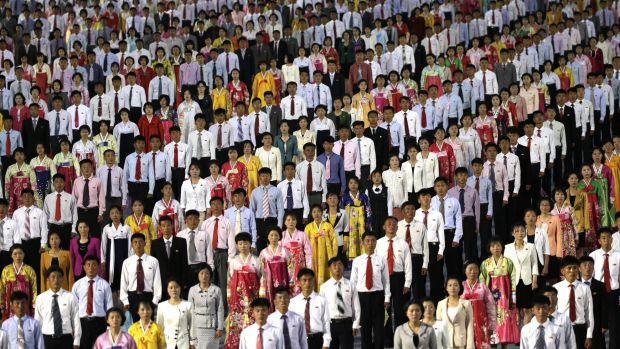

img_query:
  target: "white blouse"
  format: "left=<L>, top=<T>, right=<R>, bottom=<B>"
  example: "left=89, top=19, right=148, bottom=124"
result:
left=414, top=152, right=440, bottom=190
left=255, top=146, right=282, bottom=181
left=156, top=300, right=194, bottom=349
left=282, top=64, right=300, bottom=86
left=180, top=178, right=209, bottom=212
left=382, top=169, right=408, bottom=207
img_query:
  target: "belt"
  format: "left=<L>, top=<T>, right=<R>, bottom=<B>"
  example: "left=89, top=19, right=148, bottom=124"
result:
left=331, top=317, right=352, bottom=323
left=215, top=248, right=228, bottom=252
left=78, top=207, right=98, bottom=212
left=429, top=242, right=439, bottom=245
left=307, top=332, right=323, bottom=338
left=309, top=191, right=323, bottom=194
left=361, top=164, right=370, bottom=167
left=81, top=316, right=105, bottom=321
left=445, top=228, right=456, bottom=232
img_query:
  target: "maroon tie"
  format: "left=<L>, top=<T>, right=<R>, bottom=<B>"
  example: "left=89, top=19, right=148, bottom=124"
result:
left=136, top=258, right=145, bottom=292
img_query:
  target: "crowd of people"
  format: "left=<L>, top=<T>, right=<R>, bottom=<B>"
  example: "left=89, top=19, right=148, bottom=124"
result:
left=0, top=0, right=620, bottom=348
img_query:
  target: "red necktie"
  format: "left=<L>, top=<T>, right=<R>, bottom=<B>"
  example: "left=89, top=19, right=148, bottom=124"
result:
left=86, top=280, right=94, bottom=315
left=569, top=284, right=576, bottom=322
left=307, top=163, right=313, bottom=193
left=604, top=253, right=612, bottom=292
left=5, top=132, right=10, bottom=157
left=174, top=144, right=179, bottom=168
left=403, top=112, right=410, bottom=137
left=212, top=217, right=219, bottom=249
left=135, top=155, right=141, bottom=180
left=257, top=327, right=263, bottom=349
left=290, top=96, right=295, bottom=115
left=136, top=258, right=145, bottom=292
left=55, top=193, right=61, bottom=221
left=527, top=137, right=532, bottom=149
left=421, top=107, right=427, bottom=128
left=537, top=129, right=541, bottom=137
left=304, top=297, right=311, bottom=333
left=405, top=224, right=411, bottom=248
left=255, top=113, right=260, bottom=140
left=475, top=178, right=480, bottom=192
left=340, top=141, right=345, bottom=158
left=423, top=211, right=428, bottom=226
left=365, top=256, right=373, bottom=289
left=387, top=239, right=394, bottom=275
left=74, top=106, right=79, bottom=128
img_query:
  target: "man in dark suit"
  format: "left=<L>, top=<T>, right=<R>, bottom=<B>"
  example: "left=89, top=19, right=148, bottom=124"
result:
left=22, top=103, right=50, bottom=160
left=579, top=256, right=607, bottom=349
left=364, top=110, right=390, bottom=170
left=15, top=33, right=38, bottom=66
left=251, top=33, right=271, bottom=70
left=281, top=1, right=297, bottom=28
left=270, top=31, right=288, bottom=67
left=551, top=90, right=577, bottom=172
left=507, top=127, right=531, bottom=219
left=347, top=50, right=373, bottom=94
left=262, top=91, right=283, bottom=136
left=154, top=4, right=171, bottom=32
left=494, top=49, right=518, bottom=91
left=411, top=34, right=427, bottom=82
left=85, top=52, right=105, bottom=97
left=150, top=216, right=189, bottom=299
left=282, top=26, right=299, bottom=59
left=235, top=37, right=255, bottom=94
left=325, top=60, right=345, bottom=101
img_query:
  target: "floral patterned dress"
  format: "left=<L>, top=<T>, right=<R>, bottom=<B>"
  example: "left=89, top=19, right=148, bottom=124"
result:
left=280, top=229, right=313, bottom=296
left=578, top=178, right=605, bottom=251
left=224, top=254, right=262, bottom=349
left=591, top=163, right=615, bottom=228
left=0, top=263, right=37, bottom=320
left=550, top=204, right=578, bottom=257
left=340, top=191, right=371, bottom=260
left=239, top=155, right=261, bottom=199
left=461, top=280, right=496, bottom=349
left=258, top=245, right=293, bottom=309
left=352, top=92, right=375, bottom=127
left=429, top=142, right=456, bottom=185
left=605, top=152, right=620, bottom=211
left=4, top=163, right=36, bottom=216
left=222, top=161, right=249, bottom=194
left=479, top=256, right=520, bottom=345
left=29, top=156, right=56, bottom=208
left=473, top=116, right=498, bottom=149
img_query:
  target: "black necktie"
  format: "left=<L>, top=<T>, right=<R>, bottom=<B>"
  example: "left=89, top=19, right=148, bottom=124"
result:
left=459, top=188, right=465, bottom=214
left=52, top=294, right=62, bottom=337
left=106, top=168, right=112, bottom=199
left=282, top=314, right=292, bottom=349
left=458, top=83, right=463, bottom=101
left=286, top=182, right=293, bottom=210
left=83, top=178, right=90, bottom=207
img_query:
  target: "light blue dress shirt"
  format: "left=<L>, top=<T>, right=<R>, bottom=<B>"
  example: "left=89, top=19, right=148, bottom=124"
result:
left=379, top=121, right=405, bottom=158
left=224, top=206, right=258, bottom=247
left=1, top=315, right=44, bottom=349
left=466, top=175, right=494, bottom=213
left=430, top=195, right=463, bottom=242
left=123, top=152, right=155, bottom=194
left=0, top=129, right=23, bottom=157
left=249, top=185, right=284, bottom=226
left=71, top=276, right=114, bottom=318
left=440, top=92, right=464, bottom=126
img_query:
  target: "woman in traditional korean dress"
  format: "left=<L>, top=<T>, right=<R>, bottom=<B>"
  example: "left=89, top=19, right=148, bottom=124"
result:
left=551, top=188, right=578, bottom=258
left=508, top=84, right=528, bottom=126
left=577, top=164, right=609, bottom=251
left=210, top=76, right=231, bottom=117
left=101, top=206, right=132, bottom=292
left=445, top=124, right=468, bottom=169
left=554, top=56, right=575, bottom=92
left=341, top=95, right=360, bottom=125
left=53, top=139, right=80, bottom=193
left=258, top=227, right=293, bottom=309
left=224, top=233, right=262, bottom=349
left=227, top=69, right=250, bottom=109
left=72, top=125, right=99, bottom=169
left=371, top=75, right=391, bottom=116
left=281, top=213, right=312, bottom=296
left=251, top=61, right=276, bottom=107
left=466, top=38, right=485, bottom=70
left=31, top=54, right=51, bottom=102
left=473, top=103, right=499, bottom=150
left=340, top=177, right=371, bottom=260
left=320, top=37, right=339, bottom=71
left=152, top=183, right=183, bottom=237
left=4, top=149, right=36, bottom=216
left=462, top=261, right=496, bottom=349
left=420, top=55, right=445, bottom=95
left=239, top=141, right=262, bottom=199
left=479, top=239, right=520, bottom=346
left=30, top=143, right=56, bottom=207
left=482, top=36, right=499, bottom=69
left=445, top=47, right=463, bottom=74
left=489, top=95, right=510, bottom=138
left=154, top=95, right=176, bottom=145
left=429, top=128, right=456, bottom=184
left=304, top=205, right=338, bottom=290
left=113, top=109, right=141, bottom=166
left=565, top=172, right=589, bottom=257
left=268, top=59, right=284, bottom=104
left=222, top=148, right=249, bottom=194
left=591, top=148, right=616, bottom=224
left=9, top=93, right=28, bottom=132
left=0, top=244, right=37, bottom=320
left=532, top=70, right=549, bottom=112
left=400, top=67, right=419, bottom=103
left=387, top=72, right=404, bottom=113
left=309, top=43, right=328, bottom=77
left=125, top=200, right=156, bottom=254
left=205, top=161, right=232, bottom=209
left=92, top=121, right=118, bottom=167
left=351, top=80, right=375, bottom=127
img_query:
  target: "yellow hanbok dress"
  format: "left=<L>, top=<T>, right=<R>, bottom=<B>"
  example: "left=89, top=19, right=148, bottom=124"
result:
left=240, top=155, right=262, bottom=199
left=127, top=321, right=167, bottom=349
left=351, top=92, right=375, bottom=127
left=125, top=214, right=156, bottom=254
left=211, top=87, right=231, bottom=117
left=304, top=221, right=338, bottom=290
left=605, top=152, right=620, bottom=211
left=340, top=192, right=369, bottom=259
left=0, top=263, right=37, bottom=320
left=92, top=132, right=119, bottom=165
left=251, top=72, right=276, bottom=107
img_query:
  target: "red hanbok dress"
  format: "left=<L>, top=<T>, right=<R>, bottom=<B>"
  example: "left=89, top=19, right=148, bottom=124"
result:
left=388, top=83, right=403, bottom=113
left=473, top=115, right=498, bottom=150
left=33, top=63, right=50, bottom=101
left=136, top=66, right=156, bottom=99
left=429, top=141, right=456, bottom=185
left=319, top=47, right=340, bottom=68
left=137, top=116, right=165, bottom=153
left=171, top=58, right=183, bottom=108
left=489, top=107, right=510, bottom=138
left=280, top=229, right=313, bottom=296
left=9, top=106, right=28, bottom=132
left=5, top=164, right=34, bottom=216
left=227, top=80, right=250, bottom=109
left=372, top=88, right=390, bottom=115
left=269, top=68, right=283, bottom=103
left=258, top=245, right=293, bottom=311
left=556, top=67, right=572, bottom=91
left=482, top=45, right=499, bottom=69
left=222, top=160, right=248, bottom=193
left=462, top=280, right=496, bottom=349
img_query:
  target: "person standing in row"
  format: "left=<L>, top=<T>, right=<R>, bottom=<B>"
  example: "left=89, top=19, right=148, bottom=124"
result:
left=289, top=268, right=331, bottom=349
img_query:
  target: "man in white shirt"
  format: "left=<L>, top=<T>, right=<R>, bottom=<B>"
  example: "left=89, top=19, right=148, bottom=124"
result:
left=290, top=268, right=332, bottom=349
left=240, top=298, right=285, bottom=349
left=89, top=82, right=114, bottom=135
left=415, top=189, right=445, bottom=303
left=267, top=287, right=308, bottom=349
left=474, top=58, right=499, bottom=105
left=352, top=121, right=376, bottom=191
left=518, top=120, right=547, bottom=206
left=0, top=199, right=17, bottom=271
left=35, top=266, right=81, bottom=348
left=533, top=111, right=556, bottom=197
left=350, top=231, right=390, bottom=349
left=281, top=81, right=308, bottom=131
left=397, top=201, right=428, bottom=302
left=43, top=174, right=76, bottom=250
left=376, top=217, right=411, bottom=347
left=319, top=257, right=360, bottom=349
left=120, top=72, right=147, bottom=123
left=520, top=295, right=565, bottom=349
left=542, top=286, right=578, bottom=349
left=119, top=233, right=162, bottom=322
left=394, top=96, right=421, bottom=149
left=278, top=162, right=310, bottom=225
left=13, top=189, right=48, bottom=279
left=553, top=256, right=594, bottom=349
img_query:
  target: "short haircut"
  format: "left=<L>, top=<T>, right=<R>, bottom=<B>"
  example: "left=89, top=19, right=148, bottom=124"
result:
left=328, top=256, right=343, bottom=267
left=10, top=291, right=28, bottom=302
left=297, top=268, right=315, bottom=280
left=46, top=265, right=64, bottom=279
left=184, top=209, right=200, bottom=218
left=131, top=233, right=146, bottom=242
left=250, top=297, right=271, bottom=308
left=531, top=295, right=551, bottom=307
left=235, top=232, right=252, bottom=243
left=560, top=256, right=579, bottom=269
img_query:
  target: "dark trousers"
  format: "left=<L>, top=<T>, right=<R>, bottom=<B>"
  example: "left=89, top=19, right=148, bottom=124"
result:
left=191, top=157, right=211, bottom=178
left=595, top=111, right=610, bottom=145
left=492, top=190, right=507, bottom=243
left=581, top=125, right=593, bottom=165
left=77, top=207, right=101, bottom=239
left=384, top=272, right=406, bottom=346
left=307, top=333, right=324, bottom=349
left=255, top=217, right=278, bottom=252
left=48, top=223, right=72, bottom=250
left=128, top=291, right=154, bottom=322
left=326, top=183, right=341, bottom=196
left=49, top=135, right=62, bottom=156
left=542, top=154, right=552, bottom=197
left=127, top=182, right=149, bottom=209
left=606, top=289, right=620, bottom=349
left=146, top=178, right=166, bottom=215
left=129, top=107, right=142, bottom=124
left=573, top=323, right=587, bottom=349
left=213, top=249, right=229, bottom=309
left=359, top=290, right=385, bottom=349
left=529, top=163, right=542, bottom=207
left=443, top=229, right=463, bottom=277
left=462, top=216, right=477, bottom=262
left=552, top=146, right=563, bottom=188
left=428, top=242, right=444, bottom=304
left=574, top=127, right=583, bottom=171
left=0, top=250, right=10, bottom=272
left=284, top=208, right=304, bottom=229
left=308, top=191, right=323, bottom=208
left=215, top=148, right=228, bottom=165
left=23, top=238, right=41, bottom=280
left=43, top=334, right=74, bottom=349
left=92, top=121, right=101, bottom=137
left=72, top=130, right=81, bottom=144
left=329, top=318, right=354, bottom=349
left=171, top=167, right=186, bottom=200
left=344, top=170, right=356, bottom=183
left=479, top=203, right=491, bottom=259
left=1, top=155, right=14, bottom=184
left=411, top=254, right=425, bottom=301
left=79, top=317, right=107, bottom=349
left=360, top=165, right=371, bottom=192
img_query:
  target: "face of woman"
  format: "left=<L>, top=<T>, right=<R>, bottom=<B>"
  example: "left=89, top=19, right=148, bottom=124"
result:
left=568, top=174, right=578, bottom=186
left=406, top=304, right=422, bottom=322
left=280, top=123, right=289, bottom=134
left=581, top=166, right=592, bottom=178
left=49, top=234, right=61, bottom=248
left=167, top=281, right=181, bottom=298
left=11, top=249, right=24, bottom=263
left=446, top=279, right=460, bottom=296
left=423, top=301, right=435, bottom=317
left=284, top=215, right=297, bottom=230
left=539, top=200, right=550, bottom=213
left=311, top=208, right=322, bottom=220
left=554, top=191, right=565, bottom=204
left=524, top=210, right=537, bottom=224
left=592, top=150, right=603, bottom=162
left=189, top=165, right=200, bottom=177
left=198, top=268, right=211, bottom=284
left=138, top=305, right=152, bottom=320
left=465, top=264, right=479, bottom=280
left=107, top=311, right=123, bottom=328
left=348, top=179, right=359, bottom=192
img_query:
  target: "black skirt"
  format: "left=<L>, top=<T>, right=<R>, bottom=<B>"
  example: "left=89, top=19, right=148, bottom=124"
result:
left=516, top=279, right=534, bottom=308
